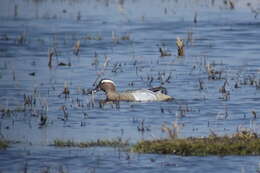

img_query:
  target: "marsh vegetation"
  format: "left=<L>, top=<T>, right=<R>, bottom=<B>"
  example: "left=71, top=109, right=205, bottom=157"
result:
left=132, top=130, right=260, bottom=156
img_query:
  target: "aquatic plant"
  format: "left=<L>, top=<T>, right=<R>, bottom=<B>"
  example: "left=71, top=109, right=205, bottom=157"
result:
left=132, top=130, right=260, bottom=156
left=73, top=40, right=80, bottom=56
left=223, top=0, right=235, bottom=9
left=161, top=121, right=182, bottom=139
left=111, top=31, right=131, bottom=43
left=84, top=34, right=102, bottom=40
left=187, top=31, right=193, bottom=45
left=16, top=32, right=26, bottom=45
left=158, top=43, right=171, bottom=57
left=176, top=37, right=185, bottom=56
left=247, top=3, right=260, bottom=18
left=0, top=106, right=25, bottom=117
left=137, top=119, right=151, bottom=133
left=48, top=48, right=55, bottom=68
left=0, top=139, right=9, bottom=149
left=193, top=12, right=198, bottom=23
left=59, top=81, right=70, bottom=98
left=38, top=115, right=48, bottom=128
left=159, top=47, right=171, bottom=57
left=206, top=63, right=223, bottom=80
left=59, top=105, right=68, bottom=121
left=14, top=4, right=18, bottom=17
left=121, top=33, right=130, bottom=40
left=0, top=34, right=9, bottom=41
left=53, top=138, right=129, bottom=148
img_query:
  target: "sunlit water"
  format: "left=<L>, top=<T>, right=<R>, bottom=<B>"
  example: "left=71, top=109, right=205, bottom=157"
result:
left=1, top=0, right=260, bottom=172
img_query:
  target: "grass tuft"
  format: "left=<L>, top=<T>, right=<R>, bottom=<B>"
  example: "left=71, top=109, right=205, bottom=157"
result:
left=132, top=130, right=260, bottom=156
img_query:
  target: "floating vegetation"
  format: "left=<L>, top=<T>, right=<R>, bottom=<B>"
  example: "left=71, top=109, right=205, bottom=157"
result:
left=53, top=138, right=129, bottom=148
left=132, top=130, right=260, bottom=156
left=0, top=139, right=9, bottom=149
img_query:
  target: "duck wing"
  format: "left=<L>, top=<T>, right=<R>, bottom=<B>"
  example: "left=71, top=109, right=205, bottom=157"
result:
left=130, top=89, right=157, bottom=101
left=148, top=86, right=168, bottom=94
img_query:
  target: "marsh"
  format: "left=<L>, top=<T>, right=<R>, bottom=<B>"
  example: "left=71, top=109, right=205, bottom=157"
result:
left=1, top=0, right=260, bottom=172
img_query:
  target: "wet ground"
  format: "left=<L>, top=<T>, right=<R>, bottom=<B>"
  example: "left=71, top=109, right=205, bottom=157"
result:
left=1, top=0, right=260, bottom=172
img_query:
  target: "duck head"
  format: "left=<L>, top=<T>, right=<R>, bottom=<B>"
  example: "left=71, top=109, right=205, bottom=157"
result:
left=95, top=79, right=116, bottom=93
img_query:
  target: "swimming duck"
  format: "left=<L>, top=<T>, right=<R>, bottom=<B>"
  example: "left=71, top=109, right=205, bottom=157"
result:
left=94, top=79, right=173, bottom=102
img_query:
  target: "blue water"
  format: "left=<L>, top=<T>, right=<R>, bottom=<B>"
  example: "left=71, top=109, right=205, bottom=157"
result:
left=1, top=0, right=260, bottom=172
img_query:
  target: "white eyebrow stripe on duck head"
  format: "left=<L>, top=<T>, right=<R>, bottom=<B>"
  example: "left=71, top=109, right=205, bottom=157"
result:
left=101, top=80, right=116, bottom=86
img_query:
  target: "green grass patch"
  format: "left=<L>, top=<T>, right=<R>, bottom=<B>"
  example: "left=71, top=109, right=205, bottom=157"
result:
left=0, top=139, right=9, bottom=149
left=53, top=138, right=129, bottom=148
left=132, top=131, right=260, bottom=156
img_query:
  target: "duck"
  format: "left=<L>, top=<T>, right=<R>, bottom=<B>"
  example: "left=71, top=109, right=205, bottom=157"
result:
left=93, top=79, right=173, bottom=102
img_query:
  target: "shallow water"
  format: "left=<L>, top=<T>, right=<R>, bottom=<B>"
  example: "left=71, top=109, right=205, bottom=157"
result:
left=1, top=0, right=260, bottom=172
